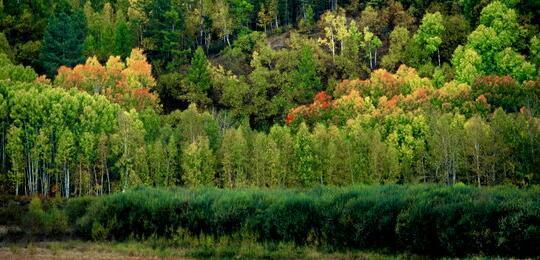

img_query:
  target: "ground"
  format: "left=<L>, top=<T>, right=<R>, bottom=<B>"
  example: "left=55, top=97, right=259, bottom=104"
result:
left=0, top=240, right=397, bottom=259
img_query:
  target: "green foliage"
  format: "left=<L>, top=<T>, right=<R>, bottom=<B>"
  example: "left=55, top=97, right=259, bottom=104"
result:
left=0, top=52, right=37, bottom=82
left=40, top=3, right=86, bottom=77
left=0, top=0, right=539, bottom=203
left=64, top=186, right=540, bottom=257
left=0, top=32, right=14, bottom=61
left=413, top=12, right=445, bottom=65
left=219, top=127, right=249, bottom=188
left=381, top=26, right=410, bottom=70
left=182, top=47, right=212, bottom=108
left=291, top=45, right=322, bottom=103
left=181, top=136, right=216, bottom=187
left=453, top=1, right=536, bottom=83
left=24, top=197, right=69, bottom=236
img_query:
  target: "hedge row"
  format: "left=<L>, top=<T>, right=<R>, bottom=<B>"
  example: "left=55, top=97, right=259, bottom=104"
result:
left=59, top=185, right=540, bottom=257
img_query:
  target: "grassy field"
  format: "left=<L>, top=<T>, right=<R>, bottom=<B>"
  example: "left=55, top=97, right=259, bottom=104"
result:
left=0, top=240, right=399, bottom=259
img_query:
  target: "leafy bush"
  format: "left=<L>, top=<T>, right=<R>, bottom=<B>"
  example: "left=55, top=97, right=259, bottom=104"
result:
left=20, top=185, right=540, bottom=257
left=24, top=197, right=68, bottom=237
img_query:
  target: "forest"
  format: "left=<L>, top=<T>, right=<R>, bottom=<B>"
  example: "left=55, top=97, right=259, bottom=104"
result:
left=0, top=0, right=539, bottom=257
left=0, top=0, right=539, bottom=195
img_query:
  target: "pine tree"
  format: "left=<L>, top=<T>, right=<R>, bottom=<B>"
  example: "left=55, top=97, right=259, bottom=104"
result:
left=40, top=2, right=87, bottom=77
left=182, top=47, right=212, bottom=107
left=113, top=12, right=134, bottom=59
left=292, top=45, right=321, bottom=103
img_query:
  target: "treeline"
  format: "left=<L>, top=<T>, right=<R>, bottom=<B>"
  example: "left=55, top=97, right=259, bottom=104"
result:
left=0, top=51, right=539, bottom=197
left=5, top=186, right=539, bottom=257
left=1, top=0, right=538, bottom=117
left=0, top=0, right=539, bottom=196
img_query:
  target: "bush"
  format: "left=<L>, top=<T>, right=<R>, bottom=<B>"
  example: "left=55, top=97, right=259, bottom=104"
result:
left=26, top=185, right=540, bottom=257
left=23, top=197, right=68, bottom=237
left=262, top=195, right=320, bottom=244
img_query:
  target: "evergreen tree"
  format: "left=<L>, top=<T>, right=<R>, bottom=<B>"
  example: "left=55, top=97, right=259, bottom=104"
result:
left=292, top=45, right=322, bottom=104
left=0, top=32, right=14, bottom=61
left=181, top=47, right=212, bottom=108
left=114, top=12, right=134, bottom=59
left=40, top=2, right=86, bottom=77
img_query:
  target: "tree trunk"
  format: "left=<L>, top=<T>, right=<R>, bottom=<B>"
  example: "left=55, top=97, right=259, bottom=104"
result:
left=437, top=48, right=441, bottom=67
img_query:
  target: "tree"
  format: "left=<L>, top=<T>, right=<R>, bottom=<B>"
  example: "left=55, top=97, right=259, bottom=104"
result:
left=464, top=116, right=497, bottom=186
left=219, top=127, right=249, bottom=188
left=40, top=3, right=86, bottom=77
left=182, top=47, right=212, bottom=108
left=362, top=27, right=382, bottom=70
left=249, top=132, right=273, bottom=186
left=138, top=0, right=189, bottom=70
left=167, top=104, right=221, bottom=151
left=427, top=113, right=465, bottom=184
left=54, top=49, right=158, bottom=110
left=453, top=1, right=533, bottom=82
left=531, top=36, right=540, bottom=68
left=440, top=15, right=470, bottom=64
left=0, top=32, right=14, bottom=61
left=211, top=0, right=234, bottom=46
left=268, top=124, right=294, bottom=186
left=318, top=11, right=346, bottom=60
left=181, top=136, right=215, bottom=187
left=413, top=12, right=444, bottom=66
left=494, top=48, right=536, bottom=82
left=381, top=26, right=410, bottom=70
left=257, top=4, right=272, bottom=32
left=293, top=123, right=316, bottom=186
left=6, top=127, right=24, bottom=196
left=291, top=45, right=321, bottom=103
left=114, top=12, right=134, bottom=59
left=83, top=2, right=115, bottom=61
left=452, top=46, right=482, bottom=85
left=112, top=109, right=146, bottom=192
left=55, top=129, right=75, bottom=198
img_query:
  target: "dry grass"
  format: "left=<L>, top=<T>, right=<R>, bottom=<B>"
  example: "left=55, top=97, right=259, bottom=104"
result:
left=0, top=240, right=398, bottom=259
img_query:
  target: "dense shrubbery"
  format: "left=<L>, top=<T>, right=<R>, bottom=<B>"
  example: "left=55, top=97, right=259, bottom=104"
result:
left=12, top=185, right=539, bottom=257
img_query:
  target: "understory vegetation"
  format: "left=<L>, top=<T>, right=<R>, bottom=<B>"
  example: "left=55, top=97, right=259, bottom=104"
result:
left=2, top=185, right=539, bottom=257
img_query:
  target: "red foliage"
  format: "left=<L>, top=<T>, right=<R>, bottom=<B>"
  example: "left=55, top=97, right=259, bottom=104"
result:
left=286, top=91, right=334, bottom=125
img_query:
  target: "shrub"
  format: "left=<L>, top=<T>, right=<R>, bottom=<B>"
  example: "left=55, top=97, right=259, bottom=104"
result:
left=59, top=185, right=540, bottom=257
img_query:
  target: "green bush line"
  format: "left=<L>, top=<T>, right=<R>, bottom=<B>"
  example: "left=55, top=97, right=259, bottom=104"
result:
left=10, top=185, right=540, bottom=257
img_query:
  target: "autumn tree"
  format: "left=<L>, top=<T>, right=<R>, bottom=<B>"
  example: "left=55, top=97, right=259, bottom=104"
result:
left=54, top=48, right=158, bottom=110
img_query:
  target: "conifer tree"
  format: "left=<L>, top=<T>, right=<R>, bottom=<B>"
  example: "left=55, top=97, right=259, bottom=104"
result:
left=182, top=47, right=212, bottom=107
left=40, top=2, right=86, bottom=77
left=292, top=45, right=322, bottom=103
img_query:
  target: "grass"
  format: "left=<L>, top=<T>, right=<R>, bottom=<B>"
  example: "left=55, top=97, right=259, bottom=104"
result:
left=0, top=238, right=401, bottom=259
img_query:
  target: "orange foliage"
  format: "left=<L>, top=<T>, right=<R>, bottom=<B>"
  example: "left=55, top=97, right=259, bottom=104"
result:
left=55, top=49, right=158, bottom=110
left=286, top=91, right=333, bottom=125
